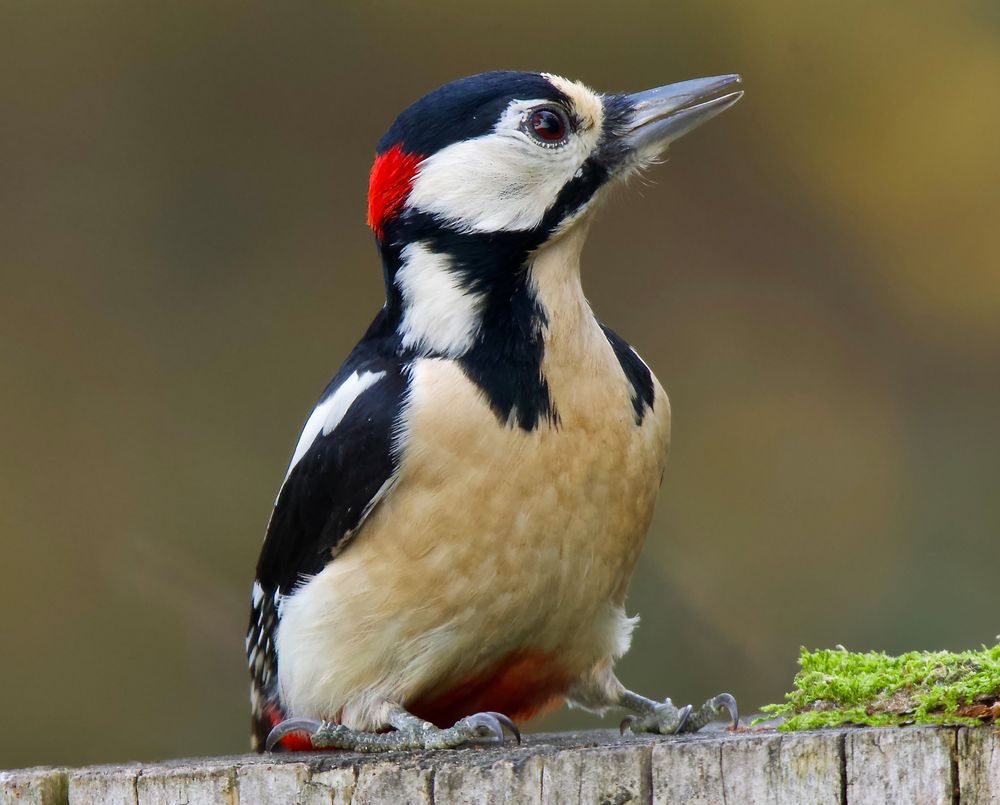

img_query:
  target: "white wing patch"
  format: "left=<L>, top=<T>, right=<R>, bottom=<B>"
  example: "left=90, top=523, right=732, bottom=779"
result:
left=283, top=370, right=386, bottom=482
left=395, top=241, right=484, bottom=356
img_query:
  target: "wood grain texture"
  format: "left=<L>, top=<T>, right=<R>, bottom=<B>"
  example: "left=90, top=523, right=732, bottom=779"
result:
left=68, top=766, right=140, bottom=805
left=0, top=768, right=67, bottom=805
left=653, top=731, right=843, bottom=804
left=958, top=727, right=1000, bottom=805
left=6, top=727, right=1000, bottom=804
left=846, top=726, right=956, bottom=805
left=434, top=754, right=543, bottom=804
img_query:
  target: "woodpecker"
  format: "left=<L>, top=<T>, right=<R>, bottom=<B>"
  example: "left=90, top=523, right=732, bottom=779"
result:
left=248, top=70, right=743, bottom=753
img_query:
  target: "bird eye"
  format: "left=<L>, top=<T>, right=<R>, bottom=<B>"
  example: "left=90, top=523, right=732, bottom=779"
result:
left=527, top=108, right=569, bottom=145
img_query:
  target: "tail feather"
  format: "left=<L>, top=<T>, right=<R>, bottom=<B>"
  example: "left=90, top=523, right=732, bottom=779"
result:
left=247, top=581, right=280, bottom=752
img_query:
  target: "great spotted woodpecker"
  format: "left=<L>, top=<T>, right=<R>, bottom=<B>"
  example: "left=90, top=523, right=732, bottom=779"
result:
left=248, top=71, right=742, bottom=752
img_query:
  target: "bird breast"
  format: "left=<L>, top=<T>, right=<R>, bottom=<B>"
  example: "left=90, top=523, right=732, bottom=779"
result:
left=275, top=235, right=670, bottom=726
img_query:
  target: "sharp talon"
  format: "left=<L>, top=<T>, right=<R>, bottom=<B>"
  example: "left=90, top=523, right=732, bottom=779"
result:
left=711, top=692, right=739, bottom=728
left=464, top=712, right=505, bottom=743
left=674, top=704, right=693, bottom=734
left=620, top=715, right=636, bottom=736
left=486, top=711, right=521, bottom=744
left=265, top=717, right=322, bottom=752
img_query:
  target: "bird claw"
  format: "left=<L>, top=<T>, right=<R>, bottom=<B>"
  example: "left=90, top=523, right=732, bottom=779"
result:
left=487, top=711, right=522, bottom=744
left=625, top=692, right=738, bottom=736
left=676, top=704, right=693, bottom=733
left=458, top=711, right=522, bottom=745
left=625, top=699, right=692, bottom=735
left=677, top=692, right=739, bottom=734
left=266, top=710, right=520, bottom=752
left=713, top=693, right=739, bottom=728
left=265, top=717, right=324, bottom=751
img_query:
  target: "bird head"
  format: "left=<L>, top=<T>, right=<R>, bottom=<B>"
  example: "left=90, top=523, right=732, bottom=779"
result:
left=367, top=71, right=742, bottom=357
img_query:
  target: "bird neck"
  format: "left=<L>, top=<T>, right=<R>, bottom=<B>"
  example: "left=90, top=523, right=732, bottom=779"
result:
left=528, top=223, right=594, bottom=350
left=378, top=219, right=594, bottom=347
left=374, top=220, right=595, bottom=431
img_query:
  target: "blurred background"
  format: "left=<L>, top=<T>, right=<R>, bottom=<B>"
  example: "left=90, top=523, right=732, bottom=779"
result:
left=2, top=0, right=998, bottom=770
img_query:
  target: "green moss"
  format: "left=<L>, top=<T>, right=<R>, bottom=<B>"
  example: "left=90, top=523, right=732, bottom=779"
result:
left=758, top=644, right=1000, bottom=730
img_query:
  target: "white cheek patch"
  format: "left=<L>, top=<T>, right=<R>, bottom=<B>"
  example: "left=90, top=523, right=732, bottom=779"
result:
left=406, top=95, right=602, bottom=234
left=283, top=370, right=386, bottom=481
left=395, top=241, right=484, bottom=356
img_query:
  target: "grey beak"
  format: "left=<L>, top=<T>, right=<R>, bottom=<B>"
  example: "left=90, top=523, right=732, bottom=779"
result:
left=621, top=74, right=742, bottom=157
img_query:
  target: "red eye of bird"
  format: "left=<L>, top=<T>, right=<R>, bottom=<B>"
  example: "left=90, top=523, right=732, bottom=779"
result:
left=529, top=108, right=567, bottom=143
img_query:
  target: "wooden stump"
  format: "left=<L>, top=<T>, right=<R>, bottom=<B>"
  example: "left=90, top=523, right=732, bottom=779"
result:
left=3, top=726, right=999, bottom=804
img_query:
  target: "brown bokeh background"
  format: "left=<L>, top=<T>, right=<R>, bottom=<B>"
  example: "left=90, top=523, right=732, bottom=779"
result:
left=2, top=0, right=998, bottom=769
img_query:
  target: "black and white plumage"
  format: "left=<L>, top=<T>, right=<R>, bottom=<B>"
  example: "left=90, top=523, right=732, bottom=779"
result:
left=247, top=71, right=742, bottom=752
left=247, top=321, right=409, bottom=744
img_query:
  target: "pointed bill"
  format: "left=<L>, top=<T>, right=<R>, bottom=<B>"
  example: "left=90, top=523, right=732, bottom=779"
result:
left=620, top=74, right=743, bottom=158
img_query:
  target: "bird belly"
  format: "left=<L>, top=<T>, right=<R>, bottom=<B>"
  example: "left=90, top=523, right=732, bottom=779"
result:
left=407, top=648, right=572, bottom=726
left=275, top=354, right=670, bottom=730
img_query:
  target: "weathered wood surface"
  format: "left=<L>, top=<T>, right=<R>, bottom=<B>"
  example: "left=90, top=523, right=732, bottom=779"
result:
left=3, top=726, right=999, bottom=804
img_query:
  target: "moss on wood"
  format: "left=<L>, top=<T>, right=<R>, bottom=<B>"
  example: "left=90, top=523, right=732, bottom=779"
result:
left=760, top=644, right=1000, bottom=730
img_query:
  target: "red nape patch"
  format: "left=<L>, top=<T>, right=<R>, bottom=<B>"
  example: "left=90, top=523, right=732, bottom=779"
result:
left=367, top=143, right=423, bottom=239
left=408, top=650, right=572, bottom=728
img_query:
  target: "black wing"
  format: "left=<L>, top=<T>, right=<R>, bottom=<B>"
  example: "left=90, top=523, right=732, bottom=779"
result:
left=246, top=325, right=410, bottom=749
left=599, top=323, right=655, bottom=425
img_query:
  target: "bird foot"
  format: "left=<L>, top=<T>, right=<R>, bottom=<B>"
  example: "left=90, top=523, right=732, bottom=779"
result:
left=620, top=692, right=738, bottom=735
left=266, top=711, right=521, bottom=753
left=682, top=692, right=739, bottom=733
left=619, top=698, right=692, bottom=735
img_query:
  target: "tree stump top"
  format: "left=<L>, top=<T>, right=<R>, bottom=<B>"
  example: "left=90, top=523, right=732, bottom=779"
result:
left=4, top=725, right=999, bottom=803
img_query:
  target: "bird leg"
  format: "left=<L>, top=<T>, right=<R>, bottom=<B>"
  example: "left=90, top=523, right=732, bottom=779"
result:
left=617, top=690, right=739, bottom=735
left=567, top=667, right=738, bottom=736
left=266, top=704, right=520, bottom=753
